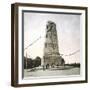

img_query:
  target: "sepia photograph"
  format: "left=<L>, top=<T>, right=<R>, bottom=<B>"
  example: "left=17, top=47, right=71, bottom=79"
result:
left=23, top=11, right=81, bottom=78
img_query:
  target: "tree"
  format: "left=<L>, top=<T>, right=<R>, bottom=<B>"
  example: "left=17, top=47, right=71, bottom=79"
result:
left=24, top=56, right=41, bottom=69
left=34, top=56, right=41, bottom=67
left=61, top=57, right=65, bottom=65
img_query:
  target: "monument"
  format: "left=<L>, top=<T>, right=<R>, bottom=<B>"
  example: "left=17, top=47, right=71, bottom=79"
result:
left=43, top=21, right=64, bottom=68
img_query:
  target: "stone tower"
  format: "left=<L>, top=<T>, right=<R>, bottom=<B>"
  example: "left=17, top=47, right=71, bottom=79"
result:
left=43, top=21, right=63, bottom=68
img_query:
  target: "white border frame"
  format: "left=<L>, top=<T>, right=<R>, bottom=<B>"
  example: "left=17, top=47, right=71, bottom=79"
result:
left=18, top=6, right=86, bottom=84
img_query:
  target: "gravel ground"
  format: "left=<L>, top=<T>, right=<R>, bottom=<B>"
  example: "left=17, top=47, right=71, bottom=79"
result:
left=24, top=67, right=80, bottom=77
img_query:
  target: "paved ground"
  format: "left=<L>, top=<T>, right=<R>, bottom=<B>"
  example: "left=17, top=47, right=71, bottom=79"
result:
left=24, top=67, right=80, bottom=77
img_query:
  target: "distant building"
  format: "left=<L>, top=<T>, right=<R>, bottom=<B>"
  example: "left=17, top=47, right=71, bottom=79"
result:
left=43, top=21, right=64, bottom=68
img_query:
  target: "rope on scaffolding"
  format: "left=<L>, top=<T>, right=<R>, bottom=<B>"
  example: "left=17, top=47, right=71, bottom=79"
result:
left=24, top=36, right=80, bottom=57
left=60, top=49, right=80, bottom=56
left=24, top=36, right=41, bottom=50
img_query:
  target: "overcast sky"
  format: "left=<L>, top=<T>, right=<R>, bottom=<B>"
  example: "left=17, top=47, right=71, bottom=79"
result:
left=24, top=12, right=80, bottom=64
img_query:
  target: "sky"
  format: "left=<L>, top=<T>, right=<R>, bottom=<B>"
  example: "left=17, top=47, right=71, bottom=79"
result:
left=24, top=12, right=80, bottom=64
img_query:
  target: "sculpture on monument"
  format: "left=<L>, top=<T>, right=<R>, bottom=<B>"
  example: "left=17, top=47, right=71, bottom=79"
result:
left=43, top=21, right=65, bottom=69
